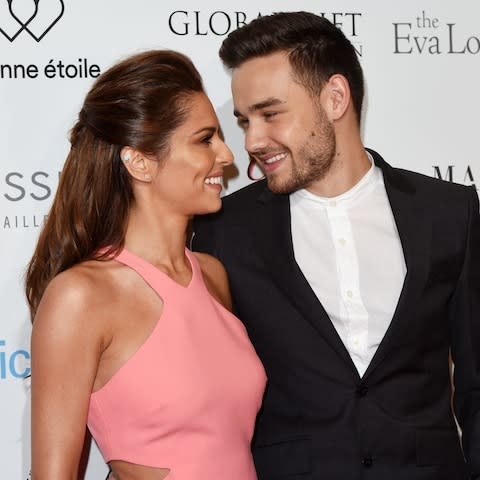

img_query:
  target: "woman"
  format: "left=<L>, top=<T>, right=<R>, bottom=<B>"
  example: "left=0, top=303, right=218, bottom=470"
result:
left=26, top=50, right=266, bottom=480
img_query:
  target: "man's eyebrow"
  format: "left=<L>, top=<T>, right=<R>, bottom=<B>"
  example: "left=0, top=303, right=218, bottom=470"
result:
left=234, top=97, right=286, bottom=117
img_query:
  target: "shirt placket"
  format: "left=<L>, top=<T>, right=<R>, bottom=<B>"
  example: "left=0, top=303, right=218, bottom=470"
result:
left=326, top=201, right=369, bottom=375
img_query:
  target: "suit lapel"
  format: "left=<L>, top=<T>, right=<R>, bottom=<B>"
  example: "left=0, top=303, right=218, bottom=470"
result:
left=255, top=188, right=359, bottom=375
left=362, top=150, right=432, bottom=380
left=254, top=150, right=432, bottom=381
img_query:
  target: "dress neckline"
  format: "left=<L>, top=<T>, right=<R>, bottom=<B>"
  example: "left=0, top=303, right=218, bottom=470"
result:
left=115, top=247, right=196, bottom=290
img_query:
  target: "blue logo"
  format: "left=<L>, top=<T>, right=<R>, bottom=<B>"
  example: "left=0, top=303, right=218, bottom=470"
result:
left=0, top=0, right=65, bottom=43
left=0, top=339, right=30, bottom=379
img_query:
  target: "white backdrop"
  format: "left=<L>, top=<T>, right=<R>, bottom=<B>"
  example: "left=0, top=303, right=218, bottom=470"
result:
left=0, top=1, right=478, bottom=478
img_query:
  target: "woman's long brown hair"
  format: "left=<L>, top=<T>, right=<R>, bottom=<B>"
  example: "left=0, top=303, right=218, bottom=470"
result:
left=25, top=50, right=204, bottom=319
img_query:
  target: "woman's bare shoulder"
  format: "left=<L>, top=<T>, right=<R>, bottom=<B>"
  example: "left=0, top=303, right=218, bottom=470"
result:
left=43, top=259, right=118, bottom=304
left=33, top=259, right=124, bottom=334
left=192, top=252, right=232, bottom=310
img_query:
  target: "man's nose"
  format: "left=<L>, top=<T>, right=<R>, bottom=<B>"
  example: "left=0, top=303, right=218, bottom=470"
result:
left=244, top=125, right=269, bottom=154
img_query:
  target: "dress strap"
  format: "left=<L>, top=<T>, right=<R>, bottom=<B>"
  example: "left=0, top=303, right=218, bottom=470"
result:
left=184, top=248, right=202, bottom=281
left=113, top=248, right=196, bottom=297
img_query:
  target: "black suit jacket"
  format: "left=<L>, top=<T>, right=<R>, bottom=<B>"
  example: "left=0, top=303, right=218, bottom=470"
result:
left=193, top=150, right=480, bottom=480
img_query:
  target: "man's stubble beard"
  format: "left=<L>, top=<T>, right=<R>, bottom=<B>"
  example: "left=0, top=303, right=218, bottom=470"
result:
left=267, top=108, right=336, bottom=194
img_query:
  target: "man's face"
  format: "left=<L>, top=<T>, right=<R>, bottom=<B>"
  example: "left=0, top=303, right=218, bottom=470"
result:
left=232, top=51, right=336, bottom=194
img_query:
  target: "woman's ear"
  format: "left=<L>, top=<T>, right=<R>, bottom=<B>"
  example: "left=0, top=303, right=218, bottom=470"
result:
left=120, top=147, right=152, bottom=183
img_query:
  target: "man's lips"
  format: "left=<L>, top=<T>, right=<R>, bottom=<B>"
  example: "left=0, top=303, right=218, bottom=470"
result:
left=256, top=152, right=287, bottom=173
left=261, top=152, right=288, bottom=165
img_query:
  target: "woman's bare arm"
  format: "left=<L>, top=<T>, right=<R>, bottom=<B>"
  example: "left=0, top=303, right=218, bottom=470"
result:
left=31, top=270, right=104, bottom=480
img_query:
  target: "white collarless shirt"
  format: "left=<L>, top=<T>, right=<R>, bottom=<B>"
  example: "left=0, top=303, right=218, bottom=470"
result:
left=290, top=154, right=407, bottom=377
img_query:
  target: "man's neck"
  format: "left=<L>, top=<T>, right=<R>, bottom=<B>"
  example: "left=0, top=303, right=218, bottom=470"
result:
left=306, top=143, right=371, bottom=198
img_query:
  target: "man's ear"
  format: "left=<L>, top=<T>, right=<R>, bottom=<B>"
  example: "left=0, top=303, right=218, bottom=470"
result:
left=321, top=74, right=351, bottom=122
left=120, top=147, right=153, bottom=183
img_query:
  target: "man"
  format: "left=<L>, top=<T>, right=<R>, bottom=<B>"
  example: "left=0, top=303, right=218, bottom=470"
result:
left=193, top=11, right=480, bottom=480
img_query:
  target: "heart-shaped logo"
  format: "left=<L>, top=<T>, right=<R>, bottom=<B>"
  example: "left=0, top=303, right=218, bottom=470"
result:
left=0, top=0, right=65, bottom=43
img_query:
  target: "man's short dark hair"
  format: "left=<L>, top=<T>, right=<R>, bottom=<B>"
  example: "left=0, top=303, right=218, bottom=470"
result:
left=219, top=11, right=364, bottom=123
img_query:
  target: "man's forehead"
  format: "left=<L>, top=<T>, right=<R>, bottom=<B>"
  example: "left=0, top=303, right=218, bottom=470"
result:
left=232, top=53, right=291, bottom=82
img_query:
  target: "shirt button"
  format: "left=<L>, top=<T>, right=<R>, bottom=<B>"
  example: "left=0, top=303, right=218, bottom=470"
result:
left=346, top=290, right=353, bottom=298
left=339, top=238, right=346, bottom=246
left=362, top=457, right=373, bottom=467
left=329, top=200, right=337, bottom=207
left=356, top=385, right=368, bottom=397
